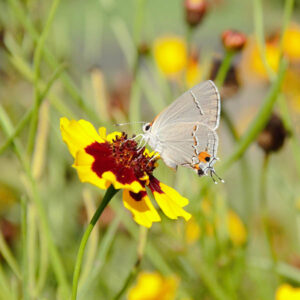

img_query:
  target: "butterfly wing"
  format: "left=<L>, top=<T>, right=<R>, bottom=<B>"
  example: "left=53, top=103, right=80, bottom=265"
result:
left=151, top=80, right=220, bottom=133
left=157, top=122, right=219, bottom=170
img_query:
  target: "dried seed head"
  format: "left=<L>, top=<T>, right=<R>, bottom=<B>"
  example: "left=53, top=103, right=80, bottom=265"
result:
left=184, top=0, right=207, bottom=27
left=138, top=42, right=150, bottom=56
left=257, top=113, right=288, bottom=154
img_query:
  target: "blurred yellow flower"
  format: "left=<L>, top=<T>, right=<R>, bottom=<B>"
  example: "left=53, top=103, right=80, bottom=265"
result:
left=200, top=197, right=212, bottom=215
left=128, top=272, right=178, bottom=300
left=153, top=36, right=187, bottom=77
left=227, top=210, right=247, bottom=246
left=248, top=41, right=280, bottom=78
left=283, top=24, right=300, bottom=61
left=185, top=202, right=247, bottom=246
left=186, top=57, right=202, bottom=87
left=185, top=217, right=201, bottom=244
left=276, top=284, right=300, bottom=300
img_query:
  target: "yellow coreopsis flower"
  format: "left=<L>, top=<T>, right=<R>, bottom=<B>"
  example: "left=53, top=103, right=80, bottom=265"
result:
left=276, top=284, right=300, bottom=300
left=186, top=57, right=202, bottom=88
left=282, top=24, right=300, bottom=61
left=185, top=200, right=247, bottom=245
left=128, top=272, right=178, bottom=300
left=249, top=41, right=280, bottom=78
left=185, top=217, right=201, bottom=244
left=153, top=36, right=187, bottom=77
left=60, top=118, right=191, bottom=228
left=227, top=210, right=247, bottom=246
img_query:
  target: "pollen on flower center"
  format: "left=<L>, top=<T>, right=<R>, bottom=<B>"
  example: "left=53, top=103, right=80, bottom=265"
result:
left=85, top=133, right=157, bottom=184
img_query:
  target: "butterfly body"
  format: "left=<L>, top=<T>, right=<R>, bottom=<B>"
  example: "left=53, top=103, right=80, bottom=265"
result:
left=142, top=80, right=222, bottom=182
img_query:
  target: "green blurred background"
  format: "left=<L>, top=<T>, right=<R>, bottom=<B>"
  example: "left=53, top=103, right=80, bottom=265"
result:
left=0, top=0, right=300, bottom=299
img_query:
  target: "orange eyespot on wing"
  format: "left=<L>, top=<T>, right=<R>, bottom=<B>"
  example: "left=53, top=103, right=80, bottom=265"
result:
left=198, top=151, right=211, bottom=163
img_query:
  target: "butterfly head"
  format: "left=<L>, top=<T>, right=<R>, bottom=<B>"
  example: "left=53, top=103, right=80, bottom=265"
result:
left=200, top=159, right=224, bottom=184
left=142, top=122, right=151, bottom=133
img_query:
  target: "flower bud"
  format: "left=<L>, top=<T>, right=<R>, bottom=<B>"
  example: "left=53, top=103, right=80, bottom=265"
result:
left=138, top=42, right=150, bottom=56
left=257, top=113, right=288, bottom=154
left=221, top=30, right=247, bottom=52
left=184, top=0, right=207, bottom=27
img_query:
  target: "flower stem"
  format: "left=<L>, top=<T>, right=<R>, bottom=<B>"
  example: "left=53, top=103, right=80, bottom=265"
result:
left=71, top=185, right=119, bottom=300
left=253, top=0, right=275, bottom=80
left=259, top=154, right=278, bottom=275
left=214, top=50, right=234, bottom=88
left=27, top=0, right=61, bottom=156
left=113, top=226, right=148, bottom=300
left=221, top=58, right=287, bottom=171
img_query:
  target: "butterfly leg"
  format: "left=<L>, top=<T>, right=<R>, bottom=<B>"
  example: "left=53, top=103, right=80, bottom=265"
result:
left=146, top=152, right=160, bottom=166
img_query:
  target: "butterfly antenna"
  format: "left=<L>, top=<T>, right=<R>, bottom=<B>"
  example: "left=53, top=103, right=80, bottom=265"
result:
left=115, top=121, right=146, bottom=127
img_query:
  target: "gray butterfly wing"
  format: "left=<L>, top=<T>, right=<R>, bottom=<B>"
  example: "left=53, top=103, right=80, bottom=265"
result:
left=151, top=80, right=220, bottom=133
left=157, top=122, right=219, bottom=170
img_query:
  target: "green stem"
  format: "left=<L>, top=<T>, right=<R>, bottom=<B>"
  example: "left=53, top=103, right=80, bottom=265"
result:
left=278, top=95, right=300, bottom=177
left=259, top=154, right=278, bottom=278
left=0, top=62, right=67, bottom=156
left=215, top=53, right=253, bottom=221
left=113, top=227, right=148, bottom=300
left=221, top=58, right=287, bottom=171
left=214, top=50, right=234, bottom=88
left=71, top=186, right=119, bottom=300
left=21, top=196, right=29, bottom=300
left=35, top=220, right=49, bottom=296
left=0, top=105, right=70, bottom=298
left=0, top=231, right=21, bottom=280
left=195, top=260, right=231, bottom=300
left=253, top=0, right=275, bottom=80
left=113, top=260, right=140, bottom=300
left=8, top=0, right=99, bottom=123
left=27, top=0, right=61, bottom=155
left=221, top=109, right=239, bottom=140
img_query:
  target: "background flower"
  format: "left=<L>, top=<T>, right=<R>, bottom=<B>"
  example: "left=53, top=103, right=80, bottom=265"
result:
left=128, top=272, right=178, bottom=300
left=276, top=284, right=300, bottom=300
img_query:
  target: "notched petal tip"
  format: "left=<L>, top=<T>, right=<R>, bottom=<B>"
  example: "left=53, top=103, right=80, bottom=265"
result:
left=123, top=190, right=161, bottom=228
left=149, top=177, right=191, bottom=222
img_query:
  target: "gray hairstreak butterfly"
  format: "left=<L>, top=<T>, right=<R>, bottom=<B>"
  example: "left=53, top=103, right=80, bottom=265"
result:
left=141, top=80, right=223, bottom=183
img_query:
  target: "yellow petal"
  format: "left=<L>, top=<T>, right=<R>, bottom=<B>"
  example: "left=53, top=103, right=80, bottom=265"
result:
left=98, top=127, right=107, bottom=139
left=73, top=148, right=144, bottom=193
left=123, top=190, right=161, bottom=228
left=73, top=165, right=110, bottom=190
left=152, top=183, right=191, bottom=221
left=160, top=183, right=189, bottom=206
left=60, top=118, right=104, bottom=158
left=106, top=131, right=122, bottom=143
left=73, top=149, right=111, bottom=190
left=102, top=171, right=144, bottom=193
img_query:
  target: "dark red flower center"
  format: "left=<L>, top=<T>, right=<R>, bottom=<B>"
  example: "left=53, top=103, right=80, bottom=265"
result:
left=85, top=133, right=158, bottom=186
